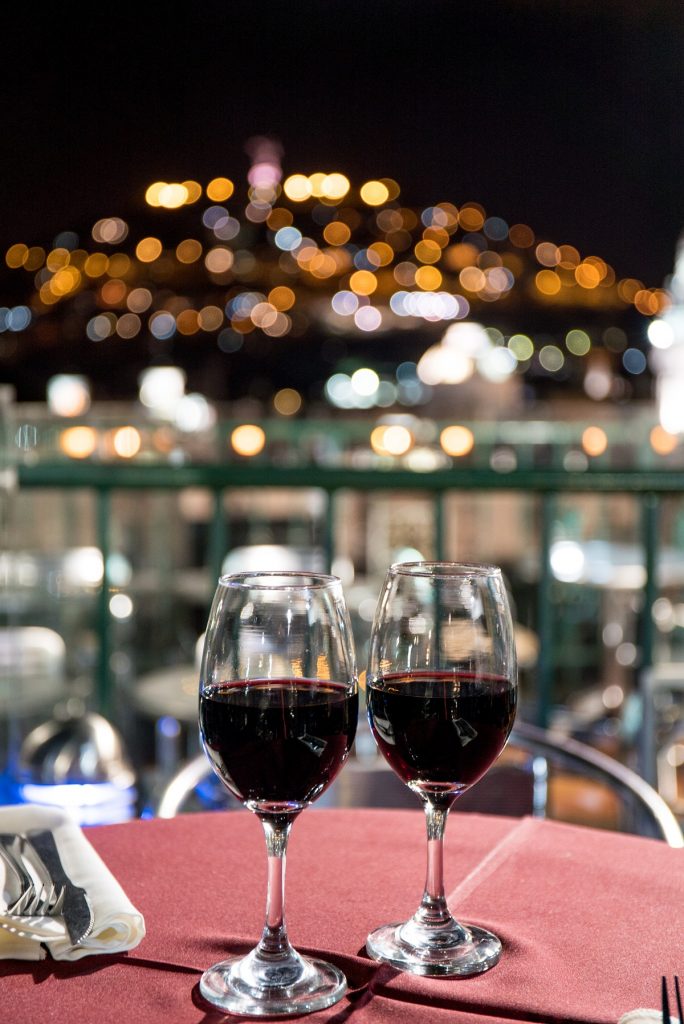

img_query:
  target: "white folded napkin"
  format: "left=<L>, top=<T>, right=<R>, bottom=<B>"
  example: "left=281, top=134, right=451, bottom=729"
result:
left=619, top=1011, right=672, bottom=1023
left=0, top=803, right=145, bottom=961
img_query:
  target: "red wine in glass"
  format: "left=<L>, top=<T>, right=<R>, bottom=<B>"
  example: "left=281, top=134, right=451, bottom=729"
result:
left=367, top=670, right=516, bottom=796
left=201, top=679, right=358, bottom=810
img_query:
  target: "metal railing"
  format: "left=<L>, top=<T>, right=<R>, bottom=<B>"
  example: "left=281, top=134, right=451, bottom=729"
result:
left=15, top=457, right=684, bottom=770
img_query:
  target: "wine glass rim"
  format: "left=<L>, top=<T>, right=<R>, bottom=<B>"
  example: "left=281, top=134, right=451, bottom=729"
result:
left=217, top=570, right=342, bottom=591
left=389, top=560, right=502, bottom=578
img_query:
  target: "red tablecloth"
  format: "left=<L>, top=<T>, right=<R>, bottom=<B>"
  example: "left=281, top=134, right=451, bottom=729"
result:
left=0, top=808, right=680, bottom=1023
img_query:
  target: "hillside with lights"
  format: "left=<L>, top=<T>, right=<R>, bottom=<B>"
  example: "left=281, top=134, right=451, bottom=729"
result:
left=1, top=138, right=675, bottom=419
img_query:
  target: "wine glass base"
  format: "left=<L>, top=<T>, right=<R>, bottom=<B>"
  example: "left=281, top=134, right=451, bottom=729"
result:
left=199, top=954, right=347, bottom=1017
left=366, top=920, right=502, bottom=977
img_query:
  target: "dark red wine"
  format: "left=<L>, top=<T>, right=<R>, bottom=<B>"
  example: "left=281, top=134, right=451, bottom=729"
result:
left=200, top=679, right=358, bottom=811
left=367, top=671, right=516, bottom=795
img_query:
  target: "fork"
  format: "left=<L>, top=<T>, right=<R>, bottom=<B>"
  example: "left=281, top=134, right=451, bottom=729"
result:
left=0, top=867, right=67, bottom=942
left=0, top=904, right=68, bottom=942
left=0, top=834, right=65, bottom=916
left=662, top=976, right=684, bottom=1023
left=0, top=833, right=33, bottom=905
left=7, top=882, right=66, bottom=917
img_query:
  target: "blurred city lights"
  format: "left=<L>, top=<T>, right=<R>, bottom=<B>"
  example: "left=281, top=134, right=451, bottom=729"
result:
left=60, top=426, right=98, bottom=459
left=351, top=368, right=380, bottom=396
left=206, top=177, right=234, bottom=202
left=110, top=593, right=134, bottom=620
left=231, top=424, right=266, bottom=456
left=47, top=375, right=91, bottom=417
left=2, top=154, right=674, bottom=443
left=440, top=425, right=475, bottom=456
left=508, top=334, right=534, bottom=361
left=139, top=366, right=186, bottom=417
left=648, top=320, right=674, bottom=349
left=136, top=237, right=162, bottom=262
left=581, top=426, right=608, bottom=457
left=63, top=546, right=104, bottom=587
left=650, top=425, right=678, bottom=455
left=370, top=423, right=413, bottom=456
left=550, top=541, right=585, bottom=583
left=273, top=388, right=302, bottom=415
left=112, top=426, right=142, bottom=458
left=360, top=181, right=390, bottom=206
left=174, top=394, right=216, bottom=432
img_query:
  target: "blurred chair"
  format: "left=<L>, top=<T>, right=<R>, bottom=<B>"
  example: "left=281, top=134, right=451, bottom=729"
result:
left=510, top=721, right=683, bottom=846
left=155, top=719, right=683, bottom=846
left=0, top=626, right=67, bottom=717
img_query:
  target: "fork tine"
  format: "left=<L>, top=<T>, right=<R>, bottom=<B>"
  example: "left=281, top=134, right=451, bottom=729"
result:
left=664, top=976, right=672, bottom=1024
left=31, top=885, right=57, bottom=916
left=50, top=886, right=65, bottom=916
left=7, top=888, right=33, bottom=915
left=6, top=883, right=66, bottom=918
left=22, top=886, right=43, bottom=916
left=674, top=976, right=683, bottom=1024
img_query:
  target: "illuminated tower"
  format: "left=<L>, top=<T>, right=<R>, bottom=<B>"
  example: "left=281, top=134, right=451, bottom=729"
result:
left=651, top=234, right=684, bottom=433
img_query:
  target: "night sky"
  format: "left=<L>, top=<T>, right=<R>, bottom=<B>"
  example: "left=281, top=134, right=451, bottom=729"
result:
left=3, top=0, right=683, bottom=286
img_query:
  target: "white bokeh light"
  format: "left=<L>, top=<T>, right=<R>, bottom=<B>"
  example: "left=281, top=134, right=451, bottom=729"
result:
left=139, top=366, right=186, bottom=418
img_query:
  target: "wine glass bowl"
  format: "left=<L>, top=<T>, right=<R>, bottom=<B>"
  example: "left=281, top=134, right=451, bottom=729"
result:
left=365, top=561, right=517, bottom=977
left=198, top=571, right=358, bottom=1016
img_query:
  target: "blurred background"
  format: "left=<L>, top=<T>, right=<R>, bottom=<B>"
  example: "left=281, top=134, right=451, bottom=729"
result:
left=2, top=0, right=684, bottom=830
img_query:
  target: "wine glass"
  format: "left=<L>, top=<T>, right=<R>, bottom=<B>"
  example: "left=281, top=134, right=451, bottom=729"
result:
left=365, top=561, right=517, bottom=977
left=198, top=571, right=358, bottom=1016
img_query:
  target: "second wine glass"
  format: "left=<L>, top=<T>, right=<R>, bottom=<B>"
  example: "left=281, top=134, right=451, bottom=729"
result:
left=365, top=561, right=517, bottom=977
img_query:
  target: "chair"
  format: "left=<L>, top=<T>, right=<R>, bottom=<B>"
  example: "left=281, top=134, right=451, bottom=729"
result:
left=0, top=626, right=67, bottom=717
left=155, top=720, right=683, bottom=847
left=510, top=721, right=683, bottom=847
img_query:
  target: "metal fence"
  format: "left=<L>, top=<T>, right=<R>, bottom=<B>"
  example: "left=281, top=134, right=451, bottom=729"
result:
left=16, top=457, right=684, bottom=769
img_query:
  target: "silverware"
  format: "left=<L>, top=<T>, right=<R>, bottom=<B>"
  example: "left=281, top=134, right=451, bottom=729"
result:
left=662, top=975, right=684, bottom=1023
left=7, top=882, right=65, bottom=917
left=0, top=912, right=68, bottom=942
left=0, top=833, right=64, bottom=916
left=0, top=833, right=33, bottom=907
left=26, top=829, right=93, bottom=945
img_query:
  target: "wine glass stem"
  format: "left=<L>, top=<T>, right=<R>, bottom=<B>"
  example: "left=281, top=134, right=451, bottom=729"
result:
left=415, top=802, right=452, bottom=928
left=257, top=815, right=295, bottom=961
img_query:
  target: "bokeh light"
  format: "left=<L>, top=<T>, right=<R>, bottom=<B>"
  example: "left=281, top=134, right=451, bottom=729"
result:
left=440, top=425, right=475, bottom=456
left=136, top=237, right=162, bottom=262
left=273, top=388, right=302, bottom=415
left=47, top=375, right=91, bottom=417
left=360, top=180, right=390, bottom=206
left=582, top=426, right=608, bottom=457
left=370, top=424, right=413, bottom=456
left=206, top=177, right=234, bottom=202
left=650, top=425, right=678, bottom=455
left=60, top=426, right=97, bottom=459
left=113, top=426, right=142, bottom=458
left=231, top=424, right=266, bottom=456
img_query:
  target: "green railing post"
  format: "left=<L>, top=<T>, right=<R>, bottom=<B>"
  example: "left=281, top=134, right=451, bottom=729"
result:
left=323, top=490, right=335, bottom=572
left=208, top=488, right=228, bottom=591
left=434, top=491, right=445, bottom=561
left=640, top=492, right=660, bottom=673
left=638, top=492, right=660, bottom=782
left=535, top=493, right=555, bottom=728
left=96, top=488, right=112, bottom=716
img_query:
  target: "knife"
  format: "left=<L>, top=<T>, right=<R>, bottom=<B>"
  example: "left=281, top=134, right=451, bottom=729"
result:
left=25, top=829, right=93, bottom=945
